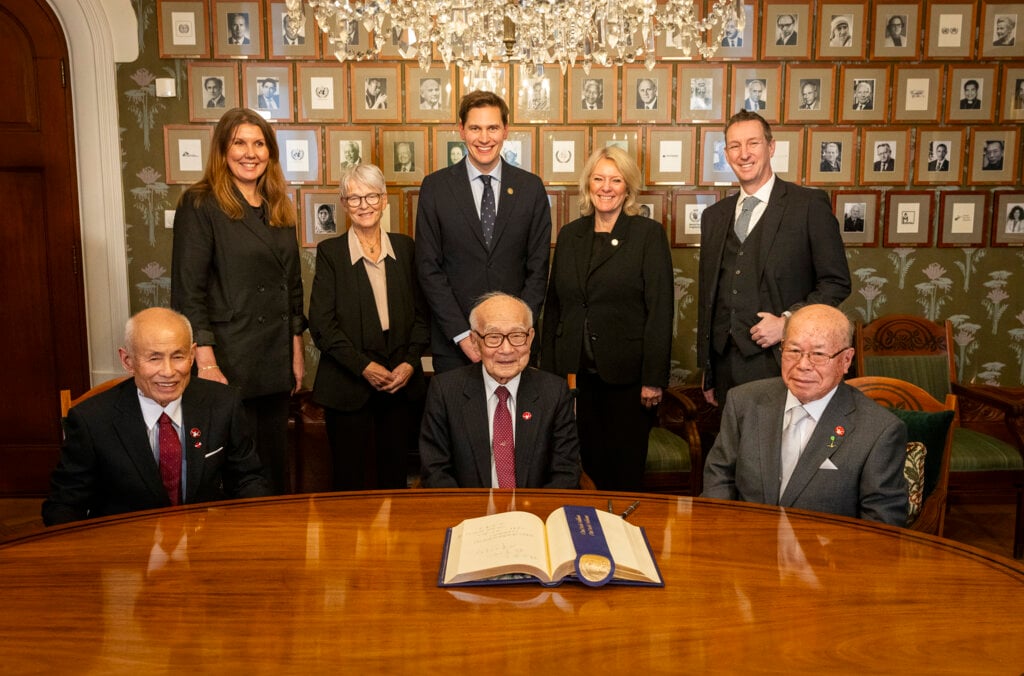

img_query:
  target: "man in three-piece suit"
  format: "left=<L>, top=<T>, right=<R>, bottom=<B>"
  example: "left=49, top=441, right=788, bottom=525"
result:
left=702, top=304, right=908, bottom=526
left=698, top=111, right=850, bottom=408
left=415, top=91, right=551, bottom=374
left=43, top=308, right=271, bottom=526
left=419, top=293, right=581, bottom=488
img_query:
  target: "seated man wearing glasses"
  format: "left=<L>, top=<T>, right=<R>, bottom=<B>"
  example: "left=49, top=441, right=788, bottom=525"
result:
left=419, top=292, right=581, bottom=488
left=702, top=304, right=907, bottom=525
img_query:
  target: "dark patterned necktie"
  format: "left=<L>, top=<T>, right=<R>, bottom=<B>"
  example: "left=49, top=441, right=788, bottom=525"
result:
left=158, top=413, right=182, bottom=506
left=493, top=386, right=515, bottom=488
left=479, top=174, right=496, bottom=247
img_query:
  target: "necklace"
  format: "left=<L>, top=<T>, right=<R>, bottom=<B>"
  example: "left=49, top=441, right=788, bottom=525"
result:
left=355, top=229, right=380, bottom=255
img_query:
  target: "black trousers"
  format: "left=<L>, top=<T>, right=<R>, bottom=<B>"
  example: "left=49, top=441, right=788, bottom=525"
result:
left=575, top=372, right=655, bottom=492
left=712, top=338, right=781, bottom=407
left=243, top=392, right=291, bottom=495
left=324, top=392, right=419, bottom=491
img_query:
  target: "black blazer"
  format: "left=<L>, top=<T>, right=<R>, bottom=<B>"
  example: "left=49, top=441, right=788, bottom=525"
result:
left=43, top=379, right=271, bottom=525
left=414, top=159, right=551, bottom=362
left=171, top=190, right=305, bottom=399
left=697, top=178, right=851, bottom=388
left=541, top=213, right=674, bottom=387
left=308, top=232, right=430, bottom=411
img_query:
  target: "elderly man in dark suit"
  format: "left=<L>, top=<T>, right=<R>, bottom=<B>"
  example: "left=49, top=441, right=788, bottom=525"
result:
left=698, top=110, right=850, bottom=408
left=702, top=304, right=908, bottom=526
left=415, top=91, right=551, bottom=374
left=420, top=293, right=581, bottom=488
left=43, top=308, right=270, bottom=526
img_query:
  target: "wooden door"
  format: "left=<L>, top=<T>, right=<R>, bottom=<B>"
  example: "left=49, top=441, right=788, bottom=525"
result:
left=0, top=0, right=89, bottom=494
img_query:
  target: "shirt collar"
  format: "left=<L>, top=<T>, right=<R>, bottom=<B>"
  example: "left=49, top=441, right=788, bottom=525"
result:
left=348, top=228, right=396, bottom=265
left=784, top=385, right=839, bottom=423
left=740, top=173, right=776, bottom=203
left=137, top=390, right=183, bottom=430
left=466, top=159, right=503, bottom=185
left=481, top=366, right=521, bottom=402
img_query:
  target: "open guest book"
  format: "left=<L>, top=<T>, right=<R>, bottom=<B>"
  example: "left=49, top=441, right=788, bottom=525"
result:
left=438, top=505, right=663, bottom=588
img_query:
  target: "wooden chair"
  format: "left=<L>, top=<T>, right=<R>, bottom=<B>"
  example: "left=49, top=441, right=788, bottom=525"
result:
left=855, top=314, right=1024, bottom=557
left=643, top=387, right=704, bottom=496
left=59, top=378, right=129, bottom=417
left=847, top=376, right=957, bottom=534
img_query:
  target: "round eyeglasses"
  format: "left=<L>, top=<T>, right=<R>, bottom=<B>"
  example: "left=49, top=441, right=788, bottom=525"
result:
left=474, top=331, right=530, bottom=348
left=780, top=346, right=850, bottom=366
left=343, top=193, right=384, bottom=208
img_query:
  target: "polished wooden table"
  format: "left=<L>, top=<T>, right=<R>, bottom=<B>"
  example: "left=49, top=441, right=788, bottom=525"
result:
left=2, top=490, right=1022, bottom=672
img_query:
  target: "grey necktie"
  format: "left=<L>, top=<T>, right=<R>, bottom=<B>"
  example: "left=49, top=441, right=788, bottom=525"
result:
left=734, top=196, right=760, bottom=242
left=479, top=174, right=496, bottom=247
left=779, top=405, right=809, bottom=498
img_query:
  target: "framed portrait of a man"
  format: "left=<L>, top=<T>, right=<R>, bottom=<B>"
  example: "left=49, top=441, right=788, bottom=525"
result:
left=214, top=2, right=264, bottom=59
left=268, top=2, right=318, bottom=58
left=188, top=62, right=239, bottom=122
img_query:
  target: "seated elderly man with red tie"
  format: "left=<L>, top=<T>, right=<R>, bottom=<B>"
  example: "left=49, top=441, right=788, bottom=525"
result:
left=419, top=292, right=581, bottom=488
left=43, top=307, right=270, bottom=526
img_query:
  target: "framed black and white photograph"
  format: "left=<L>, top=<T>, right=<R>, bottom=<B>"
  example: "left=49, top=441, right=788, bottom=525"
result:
left=762, top=2, right=812, bottom=59
left=382, top=189, right=404, bottom=236
left=636, top=190, right=669, bottom=227
left=432, top=129, right=464, bottom=172
left=242, top=63, right=293, bottom=122
left=213, top=1, right=264, bottom=59
left=925, top=1, right=975, bottom=58
left=914, top=128, right=965, bottom=185
left=967, top=127, right=1018, bottom=185
left=351, top=64, right=402, bottom=124
left=187, top=62, right=238, bottom=122
left=457, top=64, right=509, bottom=100
left=325, top=126, right=374, bottom=185
left=296, top=64, right=347, bottom=123
left=872, top=3, right=920, bottom=59
left=784, top=65, right=835, bottom=122
left=158, top=0, right=209, bottom=58
left=504, top=127, right=537, bottom=173
left=671, top=191, right=719, bottom=247
left=300, top=189, right=342, bottom=248
left=892, top=65, right=941, bottom=122
left=163, top=125, right=212, bottom=184
left=884, top=191, right=934, bottom=246
left=268, top=2, right=318, bottom=59
left=380, top=128, right=427, bottom=185
left=645, top=128, right=696, bottom=185
left=946, top=66, right=997, bottom=122
left=540, top=127, right=588, bottom=185
left=329, top=17, right=371, bottom=60
left=567, top=67, right=618, bottom=124
left=731, top=66, right=782, bottom=123
left=980, top=3, right=1024, bottom=57
left=939, top=191, right=988, bottom=247
left=833, top=190, right=880, bottom=246
left=991, top=191, right=1024, bottom=246
left=276, top=126, right=321, bottom=184
left=593, top=127, right=640, bottom=168
left=1000, top=67, right=1024, bottom=121
left=768, top=126, right=805, bottom=183
left=839, top=66, right=889, bottom=122
left=404, top=65, right=455, bottom=123
left=709, top=2, right=756, bottom=60
left=676, top=64, right=726, bottom=124
left=699, top=129, right=737, bottom=185
left=806, top=128, right=856, bottom=185
left=860, top=128, right=910, bottom=185
left=622, top=65, right=672, bottom=124
left=514, top=67, right=564, bottom=124
left=816, top=2, right=868, bottom=59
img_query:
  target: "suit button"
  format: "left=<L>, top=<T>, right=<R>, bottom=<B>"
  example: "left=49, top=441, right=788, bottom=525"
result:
left=281, top=313, right=288, bottom=321
left=582, top=302, right=588, bottom=308
left=735, top=270, right=741, bottom=275
left=732, top=289, right=738, bottom=295
left=257, top=315, right=265, bottom=324
left=257, top=284, right=265, bottom=292
left=590, top=334, right=597, bottom=341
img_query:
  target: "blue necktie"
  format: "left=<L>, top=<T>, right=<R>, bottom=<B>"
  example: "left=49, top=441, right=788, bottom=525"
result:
left=479, top=175, right=496, bottom=247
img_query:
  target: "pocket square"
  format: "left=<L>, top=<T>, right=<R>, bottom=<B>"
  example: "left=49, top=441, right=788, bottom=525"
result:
left=204, top=446, right=224, bottom=459
left=819, top=458, right=839, bottom=470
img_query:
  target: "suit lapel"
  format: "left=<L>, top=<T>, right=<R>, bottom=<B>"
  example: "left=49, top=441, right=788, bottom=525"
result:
left=704, top=193, right=739, bottom=292
left=490, top=159, right=519, bottom=251
left=461, top=368, right=493, bottom=486
left=181, top=382, right=212, bottom=504
left=573, top=218, right=595, bottom=292
left=586, top=214, right=627, bottom=278
left=447, top=161, right=488, bottom=251
left=233, top=186, right=288, bottom=271
left=754, top=180, right=788, bottom=281
left=513, top=370, right=540, bottom=487
left=756, top=384, right=787, bottom=505
left=112, top=383, right=169, bottom=504
left=780, top=385, right=855, bottom=506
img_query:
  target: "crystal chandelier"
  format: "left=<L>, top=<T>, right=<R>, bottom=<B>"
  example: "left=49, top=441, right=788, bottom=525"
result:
left=287, top=0, right=744, bottom=72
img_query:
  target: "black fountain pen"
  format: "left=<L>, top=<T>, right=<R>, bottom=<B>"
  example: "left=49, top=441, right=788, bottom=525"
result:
left=620, top=500, right=640, bottom=520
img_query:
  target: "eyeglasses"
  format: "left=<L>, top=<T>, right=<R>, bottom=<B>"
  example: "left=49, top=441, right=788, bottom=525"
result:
left=781, top=346, right=851, bottom=366
left=474, top=330, right=530, bottom=348
left=343, top=193, right=384, bottom=208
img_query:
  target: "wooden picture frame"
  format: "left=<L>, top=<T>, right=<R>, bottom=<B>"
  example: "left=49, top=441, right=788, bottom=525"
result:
left=980, top=2, right=1024, bottom=58
left=380, top=128, right=427, bottom=186
left=839, top=65, right=889, bottom=122
left=892, top=65, right=941, bottom=122
left=671, top=191, right=719, bottom=247
left=300, top=188, right=341, bottom=248
left=636, top=190, right=669, bottom=227
left=676, top=64, right=726, bottom=124
left=860, top=128, right=910, bottom=185
left=296, top=64, right=347, bottom=123
left=158, top=0, right=209, bottom=58
left=404, top=65, right=456, bottom=123
left=884, top=191, right=934, bottom=246
left=326, top=16, right=371, bottom=61
left=762, top=2, right=812, bottom=60
left=622, top=65, right=672, bottom=124
left=991, top=191, right=1024, bottom=246
left=784, top=65, right=836, bottom=122
left=432, top=129, right=465, bottom=172
left=276, top=126, right=322, bottom=185
left=565, top=189, right=582, bottom=222
left=567, top=67, right=618, bottom=124
left=732, top=66, right=782, bottom=124
left=834, top=190, right=880, bottom=246
left=699, top=129, right=737, bottom=185
left=405, top=190, right=420, bottom=239
left=547, top=191, right=565, bottom=247
left=267, top=2, right=318, bottom=59
left=514, top=66, right=565, bottom=124
left=163, top=125, right=212, bottom=185
left=213, top=1, right=264, bottom=59
left=914, top=127, right=965, bottom=185
left=457, top=64, right=510, bottom=100
left=1000, top=67, right=1024, bottom=121
left=816, top=2, right=868, bottom=59
left=593, top=127, right=641, bottom=168
left=187, top=62, right=239, bottom=122
left=325, top=126, right=375, bottom=185
left=503, top=127, right=537, bottom=173
left=768, top=126, right=805, bottom=183
left=806, top=128, right=856, bottom=185
left=968, top=127, right=1018, bottom=185
left=382, top=189, right=404, bottom=236
left=351, top=64, right=402, bottom=124
left=374, top=21, right=424, bottom=60
left=946, top=66, right=997, bottom=122
left=925, top=2, right=975, bottom=58
left=645, top=128, right=696, bottom=185
left=242, top=63, right=293, bottom=122
left=939, top=191, right=988, bottom=247
left=872, top=2, right=921, bottom=59
left=708, top=3, right=756, bottom=60
left=540, top=127, right=588, bottom=185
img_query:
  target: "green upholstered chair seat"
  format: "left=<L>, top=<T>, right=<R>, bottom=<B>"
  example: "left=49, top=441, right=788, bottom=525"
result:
left=646, top=427, right=692, bottom=473
left=950, top=428, right=1024, bottom=471
left=862, top=355, right=950, bottom=403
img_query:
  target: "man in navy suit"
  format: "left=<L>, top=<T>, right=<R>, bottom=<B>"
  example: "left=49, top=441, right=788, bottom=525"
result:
left=702, top=304, right=908, bottom=526
left=419, top=293, right=580, bottom=488
left=415, top=91, right=551, bottom=373
left=43, top=308, right=271, bottom=525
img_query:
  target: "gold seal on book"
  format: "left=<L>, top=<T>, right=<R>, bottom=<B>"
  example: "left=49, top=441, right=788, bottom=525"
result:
left=577, top=554, right=612, bottom=583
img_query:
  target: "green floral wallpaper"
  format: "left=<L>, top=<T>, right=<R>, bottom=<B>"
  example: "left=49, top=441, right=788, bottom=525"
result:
left=117, top=0, right=1024, bottom=388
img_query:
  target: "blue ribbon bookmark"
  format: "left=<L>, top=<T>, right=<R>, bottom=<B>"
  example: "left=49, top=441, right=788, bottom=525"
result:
left=563, top=505, right=615, bottom=587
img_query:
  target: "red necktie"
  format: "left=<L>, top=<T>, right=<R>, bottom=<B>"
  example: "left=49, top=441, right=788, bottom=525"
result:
left=493, top=386, right=516, bottom=488
left=158, top=413, right=182, bottom=506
